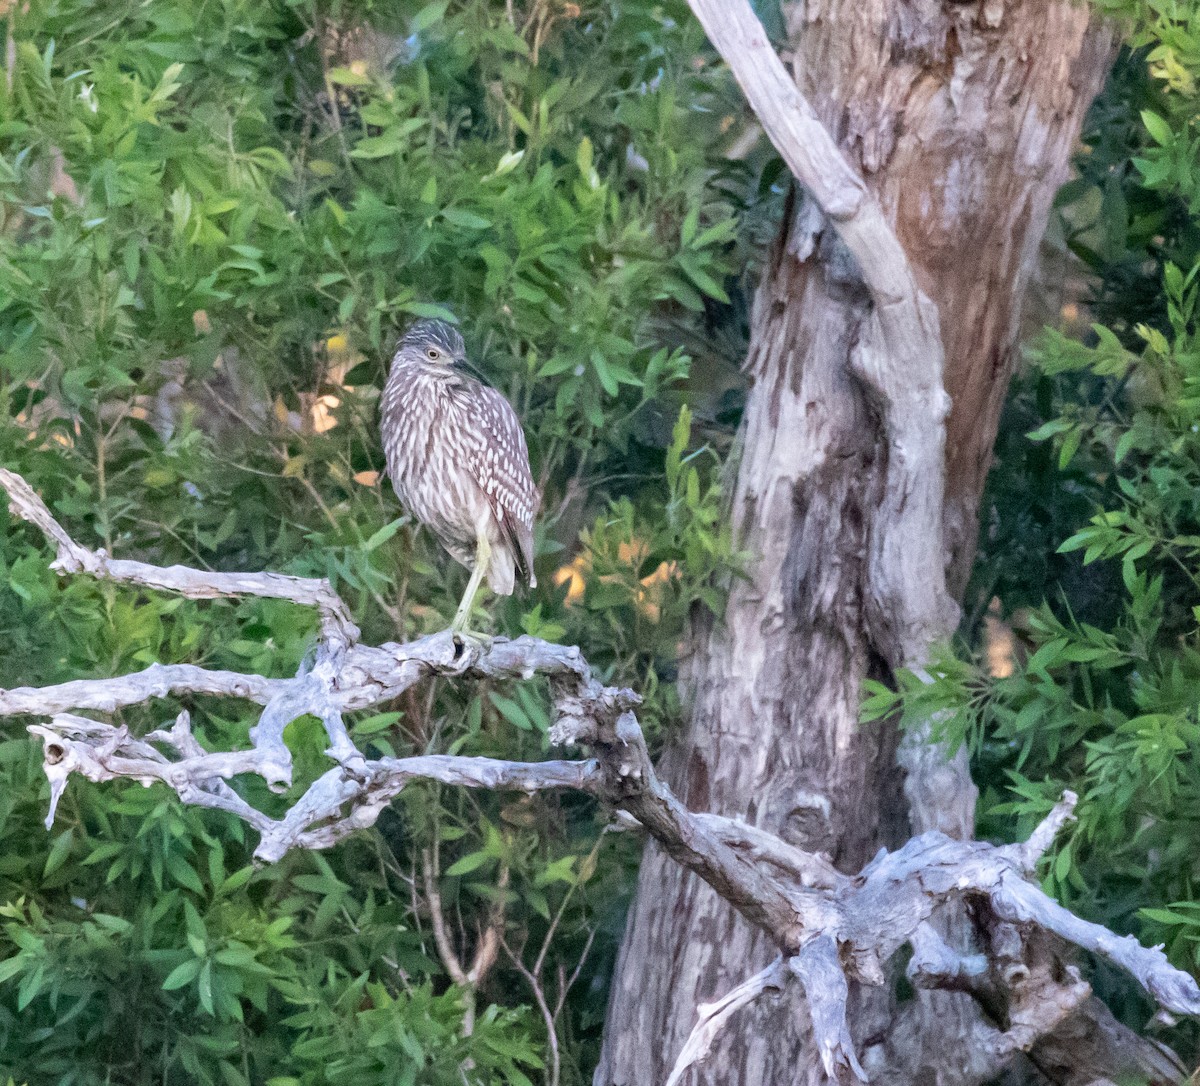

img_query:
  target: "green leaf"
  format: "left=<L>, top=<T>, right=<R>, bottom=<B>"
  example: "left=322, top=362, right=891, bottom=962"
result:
left=412, top=0, right=450, bottom=32
left=533, top=855, right=576, bottom=888
left=592, top=352, right=618, bottom=396
left=350, top=120, right=426, bottom=159
left=1027, top=637, right=1068, bottom=675
left=489, top=693, right=532, bottom=731
left=399, top=301, right=458, bottom=320
left=354, top=711, right=403, bottom=735
left=444, top=851, right=492, bottom=877
left=218, top=867, right=255, bottom=896
left=162, top=959, right=203, bottom=991
left=441, top=208, right=492, bottom=229
left=1142, top=908, right=1200, bottom=926
left=1026, top=418, right=1071, bottom=442
left=677, top=256, right=730, bottom=303
left=328, top=67, right=371, bottom=87
left=1058, top=426, right=1082, bottom=469
left=165, top=853, right=205, bottom=893
left=1114, top=428, right=1138, bottom=464
left=1140, top=110, right=1173, bottom=146
left=488, top=150, right=525, bottom=178
left=693, top=218, right=737, bottom=249
left=364, top=518, right=406, bottom=552
left=43, top=830, right=73, bottom=877
left=198, top=960, right=214, bottom=1014
left=1054, top=844, right=1073, bottom=882
left=681, top=205, right=699, bottom=246
left=576, top=137, right=593, bottom=177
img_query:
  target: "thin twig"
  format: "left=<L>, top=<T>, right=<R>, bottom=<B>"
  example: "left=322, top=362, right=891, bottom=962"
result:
left=422, top=843, right=469, bottom=987
left=552, top=925, right=596, bottom=1024
left=503, top=934, right=563, bottom=1086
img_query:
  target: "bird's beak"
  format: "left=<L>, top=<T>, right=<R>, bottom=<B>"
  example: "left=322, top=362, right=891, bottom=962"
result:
left=453, top=355, right=490, bottom=384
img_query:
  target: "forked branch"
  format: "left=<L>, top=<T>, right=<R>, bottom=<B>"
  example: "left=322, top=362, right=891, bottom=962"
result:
left=1, top=469, right=1197, bottom=1085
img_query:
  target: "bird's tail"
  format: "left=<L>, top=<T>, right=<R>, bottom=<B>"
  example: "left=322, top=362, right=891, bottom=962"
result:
left=485, top=546, right=517, bottom=596
left=499, top=514, right=537, bottom=591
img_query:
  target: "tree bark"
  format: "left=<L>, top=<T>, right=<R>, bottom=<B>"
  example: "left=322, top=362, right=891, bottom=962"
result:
left=4, top=451, right=1194, bottom=1086
left=596, top=3, right=1113, bottom=1084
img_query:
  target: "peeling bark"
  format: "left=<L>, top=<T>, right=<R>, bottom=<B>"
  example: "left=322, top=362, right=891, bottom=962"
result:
left=597, top=3, right=1119, bottom=1084
left=6, top=466, right=1194, bottom=1086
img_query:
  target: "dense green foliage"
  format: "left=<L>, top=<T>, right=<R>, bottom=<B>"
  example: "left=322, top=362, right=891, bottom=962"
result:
left=0, top=2, right=755, bottom=1082
left=5, top=0, right=1200, bottom=1082
left=869, top=0, right=1200, bottom=1054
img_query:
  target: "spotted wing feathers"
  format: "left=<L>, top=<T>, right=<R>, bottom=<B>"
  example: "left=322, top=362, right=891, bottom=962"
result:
left=464, top=385, right=540, bottom=587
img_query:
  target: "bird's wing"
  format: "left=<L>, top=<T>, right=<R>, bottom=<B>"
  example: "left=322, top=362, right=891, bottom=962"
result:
left=464, top=385, right=540, bottom=585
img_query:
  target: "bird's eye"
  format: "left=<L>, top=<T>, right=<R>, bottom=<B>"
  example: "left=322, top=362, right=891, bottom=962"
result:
left=427, top=348, right=439, bottom=360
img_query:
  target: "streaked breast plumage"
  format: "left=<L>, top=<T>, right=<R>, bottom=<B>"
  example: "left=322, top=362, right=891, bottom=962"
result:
left=380, top=319, right=539, bottom=597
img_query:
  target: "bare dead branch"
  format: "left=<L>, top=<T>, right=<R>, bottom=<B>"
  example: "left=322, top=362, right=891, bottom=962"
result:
left=419, top=834, right=507, bottom=1037
left=29, top=709, right=602, bottom=862
left=0, top=663, right=287, bottom=716
left=1, top=466, right=1197, bottom=1083
left=422, top=844, right=471, bottom=989
left=999, top=959, right=1092, bottom=1058
left=503, top=934, right=565, bottom=1086
left=0, top=468, right=361, bottom=651
left=991, top=874, right=1200, bottom=1019
left=693, top=813, right=846, bottom=891
left=1028, top=994, right=1188, bottom=1086
left=553, top=923, right=596, bottom=1024
left=29, top=713, right=281, bottom=834
left=665, top=956, right=789, bottom=1086
left=466, top=860, right=508, bottom=986
left=1003, top=790, right=1079, bottom=874
left=789, top=936, right=867, bottom=1083
left=907, top=921, right=989, bottom=993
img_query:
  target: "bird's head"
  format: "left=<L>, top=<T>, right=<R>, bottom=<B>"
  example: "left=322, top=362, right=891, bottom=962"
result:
left=392, top=318, right=467, bottom=371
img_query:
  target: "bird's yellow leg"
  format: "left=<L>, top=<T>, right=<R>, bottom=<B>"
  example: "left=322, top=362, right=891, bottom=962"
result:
left=451, top=530, right=491, bottom=636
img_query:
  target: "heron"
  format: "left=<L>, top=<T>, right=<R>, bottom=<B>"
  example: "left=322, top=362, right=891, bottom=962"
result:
left=380, top=318, right=539, bottom=635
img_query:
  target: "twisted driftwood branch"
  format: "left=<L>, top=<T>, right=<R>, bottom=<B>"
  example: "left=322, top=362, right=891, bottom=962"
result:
left=2, top=469, right=1198, bottom=1085
left=0, top=468, right=360, bottom=652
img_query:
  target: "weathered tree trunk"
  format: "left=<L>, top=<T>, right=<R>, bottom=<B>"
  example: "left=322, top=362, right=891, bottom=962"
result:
left=596, top=2, right=1112, bottom=1083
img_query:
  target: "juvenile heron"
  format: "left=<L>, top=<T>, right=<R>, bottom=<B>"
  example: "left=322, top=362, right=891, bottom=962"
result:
left=380, top=318, right=539, bottom=633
